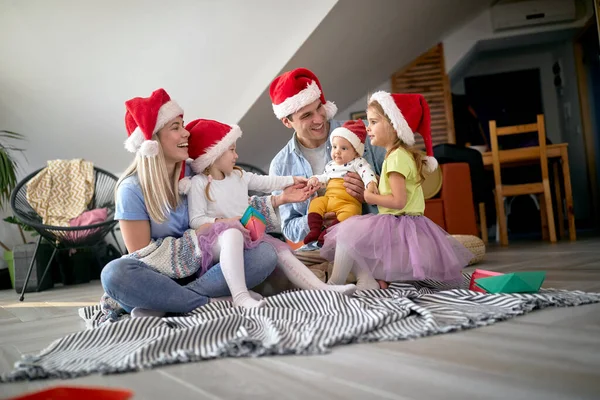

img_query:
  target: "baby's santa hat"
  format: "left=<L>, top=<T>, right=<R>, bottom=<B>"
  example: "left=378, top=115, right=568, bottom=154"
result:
left=330, top=120, right=367, bottom=156
left=269, top=68, right=337, bottom=120
left=124, top=88, right=183, bottom=157
left=368, top=91, right=438, bottom=172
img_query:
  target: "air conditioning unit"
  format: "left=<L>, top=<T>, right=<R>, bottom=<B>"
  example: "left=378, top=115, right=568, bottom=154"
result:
left=490, top=0, right=577, bottom=31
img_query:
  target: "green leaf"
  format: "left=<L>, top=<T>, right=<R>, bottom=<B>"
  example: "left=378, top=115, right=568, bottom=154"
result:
left=0, top=130, right=25, bottom=211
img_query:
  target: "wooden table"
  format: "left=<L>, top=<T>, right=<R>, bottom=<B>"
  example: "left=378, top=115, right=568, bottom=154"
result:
left=481, top=143, right=576, bottom=241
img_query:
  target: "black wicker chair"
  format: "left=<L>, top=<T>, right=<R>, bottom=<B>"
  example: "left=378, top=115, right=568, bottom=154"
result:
left=10, top=166, right=122, bottom=301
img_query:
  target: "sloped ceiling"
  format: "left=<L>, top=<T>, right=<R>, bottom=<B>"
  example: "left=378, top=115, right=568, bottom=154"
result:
left=237, top=0, right=492, bottom=170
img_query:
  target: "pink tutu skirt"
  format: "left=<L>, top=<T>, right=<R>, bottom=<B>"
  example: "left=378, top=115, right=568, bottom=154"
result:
left=196, top=220, right=289, bottom=275
left=320, top=214, right=473, bottom=282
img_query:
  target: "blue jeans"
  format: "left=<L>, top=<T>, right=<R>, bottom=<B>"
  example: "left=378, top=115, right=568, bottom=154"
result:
left=101, top=242, right=278, bottom=313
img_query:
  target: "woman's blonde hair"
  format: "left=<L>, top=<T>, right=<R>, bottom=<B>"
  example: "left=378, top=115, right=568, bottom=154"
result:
left=368, top=100, right=426, bottom=184
left=116, top=134, right=183, bottom=223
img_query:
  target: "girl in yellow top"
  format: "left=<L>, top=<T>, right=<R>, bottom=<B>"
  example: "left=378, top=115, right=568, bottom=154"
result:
left=320, top=92, right=473, bottom=290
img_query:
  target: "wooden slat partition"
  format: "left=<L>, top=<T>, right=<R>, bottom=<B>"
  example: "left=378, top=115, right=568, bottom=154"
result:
left=391, top=43, right=455, bottom=148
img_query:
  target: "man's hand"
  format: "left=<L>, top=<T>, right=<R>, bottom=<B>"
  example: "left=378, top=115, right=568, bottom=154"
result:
left=343, top=172, right=365, bottom=203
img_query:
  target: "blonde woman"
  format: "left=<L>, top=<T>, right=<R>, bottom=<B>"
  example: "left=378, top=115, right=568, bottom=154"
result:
left=101, top=89, right=309, bottom=317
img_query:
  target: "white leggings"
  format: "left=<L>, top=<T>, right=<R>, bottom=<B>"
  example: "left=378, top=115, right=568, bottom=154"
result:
left=212, top=229, right=356, bottom=308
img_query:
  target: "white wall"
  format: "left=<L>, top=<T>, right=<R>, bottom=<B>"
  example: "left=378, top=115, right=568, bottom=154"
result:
left=551, top=40, right=591, bottom=221
left=0, top=0, right=337, bottom=256
left=443, top=0, right=594, bottom=75
left=336, top=80, right=391, bottom=122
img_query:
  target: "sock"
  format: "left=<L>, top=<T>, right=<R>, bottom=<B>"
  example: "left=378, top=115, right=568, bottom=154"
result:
left=216, top=229, right=265, bottom=309
left=248, top=290, right=264, bottom=301
left=304, top=213, right=324, bottom=244
left=352, top=265, right=380, bottom=290
left=276, top=250, right=356, bottom=295
left=328, top=245, right=379, bottom=290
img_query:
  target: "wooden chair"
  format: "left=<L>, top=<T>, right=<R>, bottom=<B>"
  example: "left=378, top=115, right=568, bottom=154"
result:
left=489, top=114, right=557, bottom=246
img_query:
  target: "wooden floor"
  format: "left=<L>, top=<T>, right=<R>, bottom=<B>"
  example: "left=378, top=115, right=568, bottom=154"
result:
left=1, top=237, right=600, bottom=399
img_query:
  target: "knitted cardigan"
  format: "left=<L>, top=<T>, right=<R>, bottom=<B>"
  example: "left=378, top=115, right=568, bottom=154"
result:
left=98, top=195, right=280, bottom=324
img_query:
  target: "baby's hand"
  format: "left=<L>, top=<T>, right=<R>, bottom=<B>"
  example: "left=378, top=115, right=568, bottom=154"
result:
left=293, top=176, right=308, bottom=185
left=307, top=177, right=320, bottom=190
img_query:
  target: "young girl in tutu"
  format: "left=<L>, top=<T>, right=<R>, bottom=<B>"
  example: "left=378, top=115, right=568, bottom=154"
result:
left=180, top=118, right=356, bottom=309
left=320, top=92, right=473, bottom=290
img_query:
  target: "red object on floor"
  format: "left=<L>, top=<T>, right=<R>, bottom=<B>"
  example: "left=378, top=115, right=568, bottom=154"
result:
left=469, top=269, right=504, bottom=293
left=8, top=386, right=133, bottom=400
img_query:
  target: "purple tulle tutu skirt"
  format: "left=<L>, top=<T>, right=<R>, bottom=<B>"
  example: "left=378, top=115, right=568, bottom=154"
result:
left=196, top=220, right=289, bottom=275
left=320, top=214, right=473, bottom=282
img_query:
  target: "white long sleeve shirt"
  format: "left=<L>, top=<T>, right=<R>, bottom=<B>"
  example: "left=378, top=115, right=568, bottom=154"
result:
left=312, top=157, right=377, bottom=187
left=188, top=171, right=293, bottom=229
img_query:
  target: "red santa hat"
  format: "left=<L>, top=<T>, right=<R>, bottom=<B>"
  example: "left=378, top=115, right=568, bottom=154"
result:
left=368, top=91, right=438, bottom=172
left=330, top=120, right=367, bottom=157
left=124, top=88, right=184, bottom=157
left=269, top=68, right=337, bottom=120
left=185, top=118, right=242, bottom=174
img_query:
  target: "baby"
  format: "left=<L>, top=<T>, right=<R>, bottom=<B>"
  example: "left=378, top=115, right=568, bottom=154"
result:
left=304, top=119, right=378, bottom=244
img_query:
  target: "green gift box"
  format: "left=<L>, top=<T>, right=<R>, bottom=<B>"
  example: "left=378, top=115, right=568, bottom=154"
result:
left=475, top=271, right=546, bottom=294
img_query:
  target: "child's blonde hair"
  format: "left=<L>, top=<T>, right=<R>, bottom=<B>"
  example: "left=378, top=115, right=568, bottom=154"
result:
left=368, top=101, right=426, bottom=184
left=203, top=166, right=244, bottom=202
left=116, top=134, right=183, bottom=223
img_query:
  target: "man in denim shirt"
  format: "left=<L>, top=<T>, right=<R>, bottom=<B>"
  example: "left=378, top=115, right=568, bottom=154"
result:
left=268, top=68, right=386, bottom=247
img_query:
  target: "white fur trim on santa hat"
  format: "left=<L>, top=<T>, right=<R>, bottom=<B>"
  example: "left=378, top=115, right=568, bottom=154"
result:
left=178, top=176, right=192, bottom=195
left=124, top=127, right=145, bottom=153
left=190, top=125, right=243, bottom=173
left=423, top=156, right=438, bottom=173
left=330, top=127, right=364, bottom=156
left=323, top=100, right=338, bottom=120
left=272, top=81, right=321, bottom=119
left=139, top=140, right=159, bottom=157
left=369, top=91, right=415, bottom=146
left=155, top=100, right=184, bottom=134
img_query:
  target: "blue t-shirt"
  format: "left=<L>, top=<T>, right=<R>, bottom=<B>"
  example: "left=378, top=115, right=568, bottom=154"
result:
left=115, top=175, right=189, bottom=239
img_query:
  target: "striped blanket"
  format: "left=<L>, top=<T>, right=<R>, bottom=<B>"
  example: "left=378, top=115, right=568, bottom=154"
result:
left=2, top=274, right=598, bottom=382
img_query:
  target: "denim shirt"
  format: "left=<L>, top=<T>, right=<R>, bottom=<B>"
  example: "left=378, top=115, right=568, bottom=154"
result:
left=269, top=119, right=386, bottom=245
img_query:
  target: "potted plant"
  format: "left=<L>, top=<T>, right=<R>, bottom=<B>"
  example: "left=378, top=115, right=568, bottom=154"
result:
left=0, top=130, right=26, bottom=288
